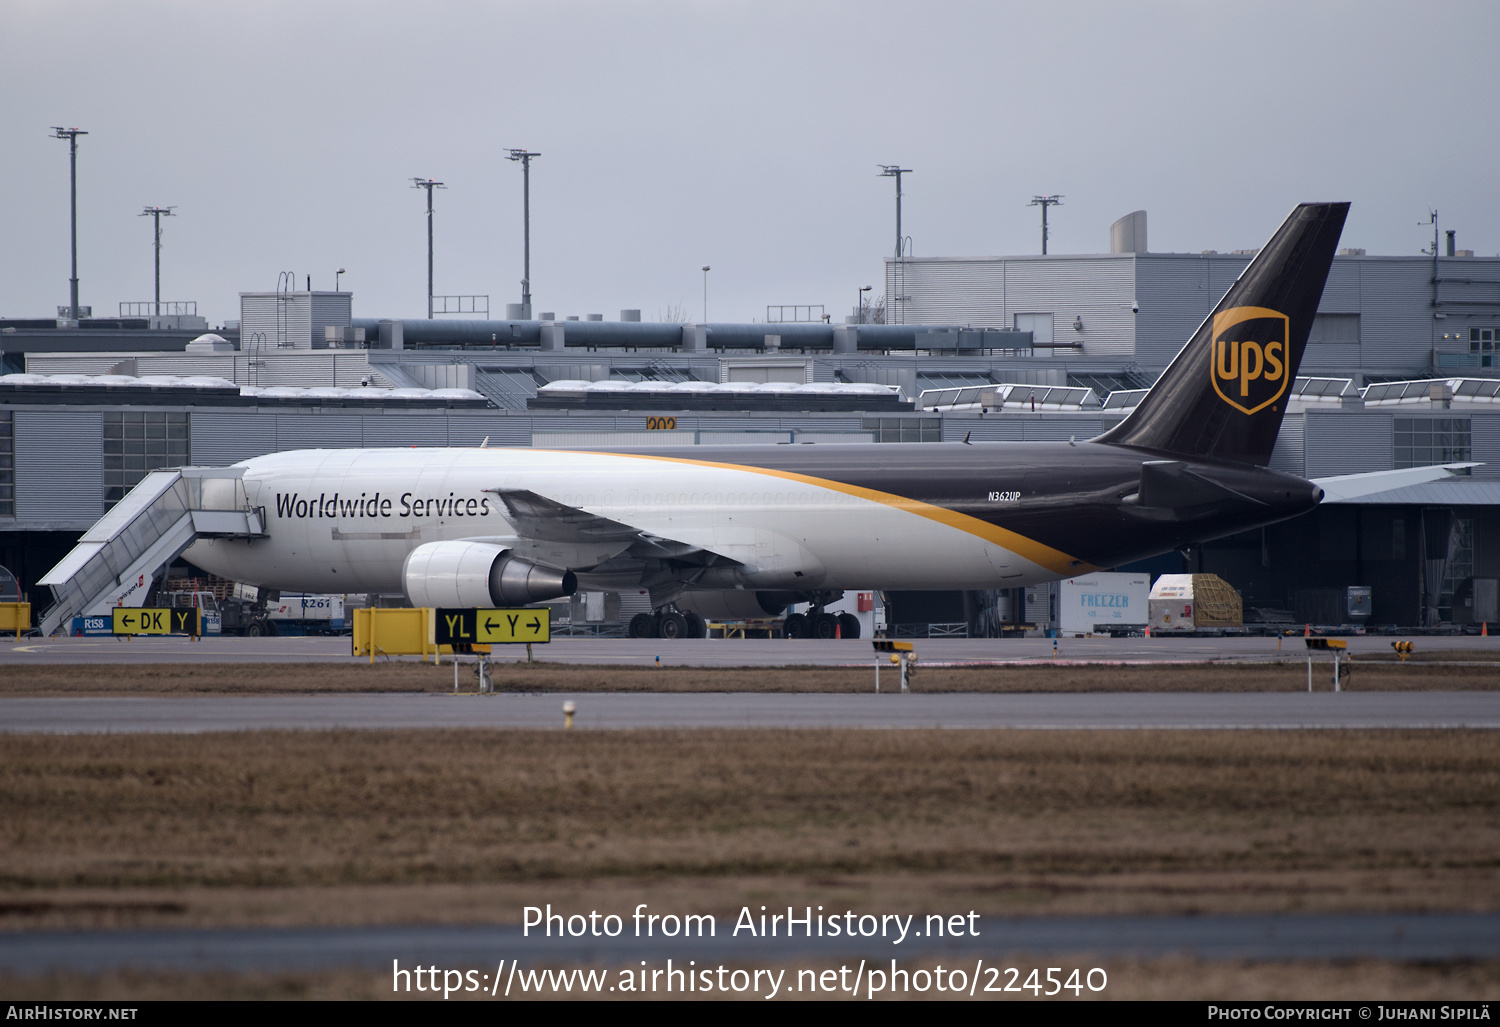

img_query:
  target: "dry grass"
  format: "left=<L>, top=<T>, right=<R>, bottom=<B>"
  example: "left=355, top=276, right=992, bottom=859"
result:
left=4, top=958, right=1499, bottom=1001
left=0, top=658, right=1496, bottom=696
left=1, top=729, right=1496, bottom=934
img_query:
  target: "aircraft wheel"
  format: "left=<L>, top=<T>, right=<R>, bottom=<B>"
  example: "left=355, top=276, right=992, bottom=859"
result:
left=783, top=613, right=808, bottom=638
left=263, top=619, right=279, bottom=637
left=628, top=612, right=657, bottom=638
left=837, top=613, right=862, bottom=640
left=657, top=611, right=689, bottom=640
left=683, top=611, right=707, bottom=638
left=812, top=612, right=840, bottom=639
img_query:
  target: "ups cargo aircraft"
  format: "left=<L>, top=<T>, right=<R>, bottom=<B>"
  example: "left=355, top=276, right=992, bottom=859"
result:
left=99, top=203, right=1456, bottom=638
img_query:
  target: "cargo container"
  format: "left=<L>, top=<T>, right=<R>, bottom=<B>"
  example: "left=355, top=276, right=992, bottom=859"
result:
left=1059, top=573, right=1149, bottom=635
left=1148, top=574, right=1243, bottom=631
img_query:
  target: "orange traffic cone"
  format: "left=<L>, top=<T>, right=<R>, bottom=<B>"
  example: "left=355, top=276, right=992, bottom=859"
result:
left=835, top=623, right=842, bottom=639
left=1484, top=621, right=1489, bottom=637
left=1304, top=623, right=1310, bottom=637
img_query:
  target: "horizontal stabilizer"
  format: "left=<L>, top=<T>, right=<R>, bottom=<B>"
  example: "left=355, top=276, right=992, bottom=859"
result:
left=1314, top=463, right=1481, bottom=503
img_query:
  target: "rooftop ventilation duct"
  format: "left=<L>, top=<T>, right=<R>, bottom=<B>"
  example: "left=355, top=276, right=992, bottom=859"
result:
left=1110, top=210, right=1148, bottom=254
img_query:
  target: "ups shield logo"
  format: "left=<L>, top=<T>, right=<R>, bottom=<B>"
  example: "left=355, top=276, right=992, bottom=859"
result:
left=1210, top=306, right=1290, bottom=415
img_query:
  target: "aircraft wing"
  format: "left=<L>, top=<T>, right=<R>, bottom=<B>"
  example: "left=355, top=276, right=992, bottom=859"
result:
left=481, top=488, right=732, bottom=567
left=484, top=488, right=640, bottom=542
left=1313, top=462, right=1482, bottom=502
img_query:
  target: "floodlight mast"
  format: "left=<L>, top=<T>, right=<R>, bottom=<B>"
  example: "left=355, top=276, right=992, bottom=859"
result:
left=1029, top=194, right=1064, bottom=255
left=878, top=165, right=912, bottom=259
left=507, top=149, right=540, bottom=319
left=411, top=177, right=446, bottom=319
left=52, top=127, right=88, bottom=319
left=139, top=206, right=175, bottom=313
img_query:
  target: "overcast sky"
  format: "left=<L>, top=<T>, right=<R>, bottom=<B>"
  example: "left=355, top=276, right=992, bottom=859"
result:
left=2, top=0, right=1496, bottom=328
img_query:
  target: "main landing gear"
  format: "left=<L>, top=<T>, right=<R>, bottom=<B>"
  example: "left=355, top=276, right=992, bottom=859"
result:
left=627, top=595, right=860, bottom=641
left=628, top=608, right=707, bottom=640
left=781, top=608, right=860, bottom=640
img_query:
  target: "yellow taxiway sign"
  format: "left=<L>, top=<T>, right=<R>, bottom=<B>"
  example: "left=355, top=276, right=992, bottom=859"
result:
left=112, top=607, right=200, bottom=636
left=436, top=607, right=551, bottom=645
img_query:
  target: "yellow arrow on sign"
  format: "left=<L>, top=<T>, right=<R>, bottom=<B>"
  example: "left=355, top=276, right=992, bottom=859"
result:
left=475, top=608, right=550, bottom=644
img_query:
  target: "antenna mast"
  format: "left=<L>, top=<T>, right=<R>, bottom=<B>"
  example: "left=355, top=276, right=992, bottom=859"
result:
left=1029, top=194, right=1064, bottom=255
left=139, top=206, right=175, bottom=313
left=52, top=126, right=89, bottom=319
left=506, top=150, right=541, bottom=319
left=411, top=177, right=446, bottom=319
left=878, top=166, right=913, bottom=259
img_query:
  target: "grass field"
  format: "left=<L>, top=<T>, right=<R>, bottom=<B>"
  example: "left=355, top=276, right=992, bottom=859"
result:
left=2, top=728, right=1495, bottom=929
left=1, top=656, right=1497, bottom=695
left=3, top=656, right=1495, bottom=1000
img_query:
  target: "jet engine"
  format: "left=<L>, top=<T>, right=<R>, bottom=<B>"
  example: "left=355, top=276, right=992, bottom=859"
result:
left=402, top=541, right=576, bottom=608
left=675, top=590, right=797, bottom=621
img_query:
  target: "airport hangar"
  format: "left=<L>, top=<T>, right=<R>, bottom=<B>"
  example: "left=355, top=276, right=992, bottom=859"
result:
left=2, top=212, right=1499, bottom=633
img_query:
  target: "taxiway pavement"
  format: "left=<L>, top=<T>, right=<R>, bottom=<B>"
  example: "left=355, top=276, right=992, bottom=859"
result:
left=3, top=911, right=1497, bottom=974
left=3, top=691, right=1497, bottom=734
left=5, top=634, right=1499, bottom=666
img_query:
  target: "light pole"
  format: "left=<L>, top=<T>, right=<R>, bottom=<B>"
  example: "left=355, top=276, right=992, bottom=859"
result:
left=139, top=206, right=175, bottom=314
left=878, top=165, right=912, bottom=259
left=411, top=177, right=445, bottom=318
left=857, top=284, right=872, bottom=323
left=507, top=149, right=540, bottom=319
left=52, top=127, right=88, bottom=319
left=701, top=266, right=711, bottom=322
left=335, top=268, right=346, bottom=292
left=1029, top=194, right=1064, bottom=255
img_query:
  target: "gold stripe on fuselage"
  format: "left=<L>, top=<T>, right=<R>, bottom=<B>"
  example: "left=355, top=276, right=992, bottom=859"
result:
left=542, top=449, right=1094, bottom=577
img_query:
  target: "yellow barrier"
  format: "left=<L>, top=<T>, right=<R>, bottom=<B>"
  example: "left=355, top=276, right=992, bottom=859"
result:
left=0, top=602, right=30, bottom=639
left=352, top=607, right=437, bottom=662
left=351, top=608, right=495, bottom=663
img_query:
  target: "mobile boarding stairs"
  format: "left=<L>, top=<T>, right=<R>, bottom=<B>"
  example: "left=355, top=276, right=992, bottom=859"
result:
left=37, top=468, right=267, bottom=637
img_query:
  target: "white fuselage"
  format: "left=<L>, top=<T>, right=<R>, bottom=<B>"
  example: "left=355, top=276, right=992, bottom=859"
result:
left=184, top=447, right=1062, bottom=596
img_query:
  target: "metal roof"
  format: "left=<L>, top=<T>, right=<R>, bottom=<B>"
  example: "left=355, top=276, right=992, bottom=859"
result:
left=1291, top=377, right=1353, bottom=399
left=0, top=374, right=488, bottom=407
left=1102, top=388, right=1149, bottom=411
left=919, top=383, right=1100, bottom=412
left=1361, top=378, right=1500, bottom=406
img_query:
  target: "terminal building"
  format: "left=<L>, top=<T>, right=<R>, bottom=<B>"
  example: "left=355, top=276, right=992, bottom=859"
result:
left=3, top=209, right=1498, bottom=632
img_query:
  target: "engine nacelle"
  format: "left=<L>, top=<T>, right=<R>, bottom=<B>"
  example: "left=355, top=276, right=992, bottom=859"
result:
left=675, top=590, right=794, bottom=621
left=402, top=541, right=577, bottom=608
